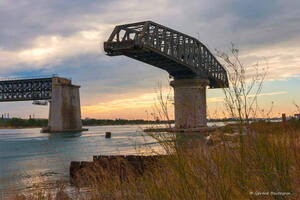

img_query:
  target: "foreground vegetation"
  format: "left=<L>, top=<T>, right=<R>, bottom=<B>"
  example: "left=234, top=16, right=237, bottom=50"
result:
left=9, top=119, right=300, bottom=200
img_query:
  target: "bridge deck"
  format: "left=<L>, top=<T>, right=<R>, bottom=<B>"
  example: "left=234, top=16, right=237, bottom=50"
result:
left=104, top=21, right=228, bottom=88
left=0, top=77, right=52, bottom=102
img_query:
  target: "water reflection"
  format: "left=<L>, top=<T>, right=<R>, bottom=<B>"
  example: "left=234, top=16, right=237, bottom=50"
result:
left=47, top=132, right=82, bottom=139
left=0, top=125, right=161, bottom=195
left=0, top=122, right=224, bottom=197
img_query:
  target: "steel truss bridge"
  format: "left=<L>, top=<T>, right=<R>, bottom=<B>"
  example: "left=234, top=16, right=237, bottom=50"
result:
left=0, top=77, right=52, bottom=102
left=104, top=21, right=228, bottom=88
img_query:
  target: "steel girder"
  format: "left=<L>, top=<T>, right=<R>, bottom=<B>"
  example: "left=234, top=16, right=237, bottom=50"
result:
left=0, top=78, right=52, bottom=102
left=104, top=21, right=228, bottom=88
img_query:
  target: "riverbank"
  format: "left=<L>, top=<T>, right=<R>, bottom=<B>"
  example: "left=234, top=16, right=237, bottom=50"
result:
left=69, top=120, right=300, bottom=199
left=8, top=120, right=300, bottom=199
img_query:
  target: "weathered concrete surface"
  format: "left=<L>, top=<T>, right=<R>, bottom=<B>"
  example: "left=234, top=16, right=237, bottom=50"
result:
left=70, top=155, right=163, bottom=187
left=42, top=77, right=85, bottom=133
left=170, top=79, right=209, bottom=129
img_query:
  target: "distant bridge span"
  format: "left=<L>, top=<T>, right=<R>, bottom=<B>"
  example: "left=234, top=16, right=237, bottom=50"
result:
left=0, top=77, right=52, bottom=102
left=104, top=21, right=228, bottom=129
left=0, top=77, right=84, bottom=133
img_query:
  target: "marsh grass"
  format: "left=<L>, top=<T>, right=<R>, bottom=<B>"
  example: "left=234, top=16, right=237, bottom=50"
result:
left=136, top=121, right=300, bottom=200
left=8, top=120, right=300, bottom=200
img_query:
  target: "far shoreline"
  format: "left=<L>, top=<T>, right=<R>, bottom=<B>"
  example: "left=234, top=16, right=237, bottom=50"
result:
left=0, top=126, right=42, bottom=129
left=0, top=123, right=168, bottom=130
left=0, top=117, right=281, bottom=130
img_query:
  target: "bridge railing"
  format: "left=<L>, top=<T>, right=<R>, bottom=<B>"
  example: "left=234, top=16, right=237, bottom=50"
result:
left=105, top=21, right=228, bottom=88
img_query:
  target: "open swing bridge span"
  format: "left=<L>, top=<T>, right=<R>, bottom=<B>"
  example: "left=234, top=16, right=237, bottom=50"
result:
left=104, top=21, right=228, bottom=88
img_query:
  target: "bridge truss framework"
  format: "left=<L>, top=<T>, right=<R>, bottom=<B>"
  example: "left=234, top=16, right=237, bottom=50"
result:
left=0, top=78, right=52, bottom=102
left=104, top=21, right=228, bottom=88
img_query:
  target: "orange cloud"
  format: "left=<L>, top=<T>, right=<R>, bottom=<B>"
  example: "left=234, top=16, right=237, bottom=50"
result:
left=82, top=90, right=291, bottom=119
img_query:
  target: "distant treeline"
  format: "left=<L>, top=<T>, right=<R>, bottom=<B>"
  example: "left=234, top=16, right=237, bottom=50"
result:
left=82, top=118, right=174, bottom=126
left=0, top=118, right=48, bottom=128
left=0, top=118, right=174, bottom=128
left=0, top=117, right=286, bottom=128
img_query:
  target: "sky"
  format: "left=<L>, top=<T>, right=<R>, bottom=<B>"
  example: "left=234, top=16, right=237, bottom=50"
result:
left=0, top=0, right=299, bottom=119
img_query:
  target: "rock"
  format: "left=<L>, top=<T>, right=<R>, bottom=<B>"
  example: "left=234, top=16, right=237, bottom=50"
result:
left=105, top=132, right=111, bottom=138
left=70, top=155, right=164, bottom=187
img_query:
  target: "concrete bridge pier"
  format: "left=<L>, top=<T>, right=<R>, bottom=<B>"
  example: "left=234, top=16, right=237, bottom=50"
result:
left=42, top=77, right=84, bottom=133
left=170, top=78, right=209, bottom=129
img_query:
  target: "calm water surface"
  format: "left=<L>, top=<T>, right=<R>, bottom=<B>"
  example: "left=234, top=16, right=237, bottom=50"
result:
left=0, top=123, right=224, bottom=197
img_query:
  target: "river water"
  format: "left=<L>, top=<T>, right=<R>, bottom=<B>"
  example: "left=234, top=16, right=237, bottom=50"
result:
left=0, top=123, right=224, bottom=197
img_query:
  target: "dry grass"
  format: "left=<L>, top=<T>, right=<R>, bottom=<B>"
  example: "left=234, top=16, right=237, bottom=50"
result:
left=7, top=120, right=300, bottom=200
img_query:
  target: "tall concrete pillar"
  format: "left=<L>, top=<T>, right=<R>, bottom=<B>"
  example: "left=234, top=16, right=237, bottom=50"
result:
left=43, top=77, right=84, bottom=133
left=170, top=79, right=209, bottom=129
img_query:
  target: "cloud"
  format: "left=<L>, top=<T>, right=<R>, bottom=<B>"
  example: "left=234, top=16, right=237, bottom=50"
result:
left=0, top=28, right=111, bottom=72
left=0, top=0, right=177, bottom=50
left=256, top=91, right=288, bottom=97
left=1, top=0, right=299, bottom=79
left=208, top=91, right=288, bottom=103
left=239, top=38, right=300, bottom=81
left=0, top=0, right=299, bottom=118
left=81, top=87, right=174, bottom=119
left=81, top=86, right=288, bottom=119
